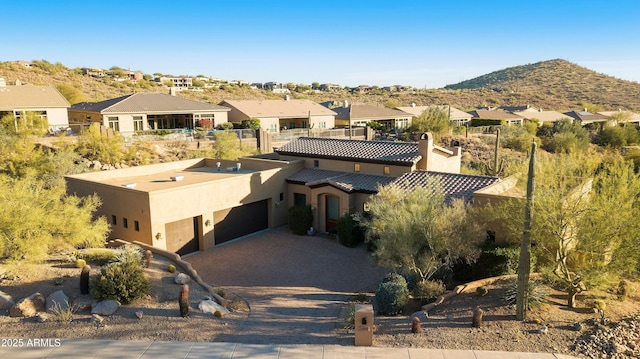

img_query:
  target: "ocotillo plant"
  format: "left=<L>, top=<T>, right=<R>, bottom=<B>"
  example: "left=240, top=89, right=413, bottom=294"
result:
left=485, top=128, right=505, bottom=176
left=179, top=284, right=189, bottom=317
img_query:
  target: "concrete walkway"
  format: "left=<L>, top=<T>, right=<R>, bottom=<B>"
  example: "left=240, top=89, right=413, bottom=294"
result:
left=0, top=339, right=579, bottom=358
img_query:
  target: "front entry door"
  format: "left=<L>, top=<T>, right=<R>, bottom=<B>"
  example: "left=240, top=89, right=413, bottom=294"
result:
left=326, top=195, right=339, bottom=232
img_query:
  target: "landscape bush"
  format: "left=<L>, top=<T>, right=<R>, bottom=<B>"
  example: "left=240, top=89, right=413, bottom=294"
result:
left=375, top=273, right=409, bottom=315
left=89, top=246, right=150, bottom=304
left=336, top=213, right=363, bottom=247
left=412, top=280, right=445, bottom=304
left=287, top=205, right=313, bottom=235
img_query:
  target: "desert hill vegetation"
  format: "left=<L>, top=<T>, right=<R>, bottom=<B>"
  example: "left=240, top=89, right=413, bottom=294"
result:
left=1, top=59, right=640, bottom=112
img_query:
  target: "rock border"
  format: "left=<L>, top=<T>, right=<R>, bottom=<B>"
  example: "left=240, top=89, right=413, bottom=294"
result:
left=107, top=239, right=227, bottom=306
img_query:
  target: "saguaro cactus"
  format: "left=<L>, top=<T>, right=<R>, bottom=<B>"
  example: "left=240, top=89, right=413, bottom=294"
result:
left=472, top=307, right=483, bottom=328
left=411, top=316, right=422, bottom=333
left=179, top=284, right=189, bottom=318
left=80, top=265, right=91, bottom=295
left=485, top=129, right=505, bottom=176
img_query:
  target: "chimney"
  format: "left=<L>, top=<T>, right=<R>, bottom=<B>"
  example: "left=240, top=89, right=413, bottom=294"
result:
left=584, top=107, right=588, bottom=112
left=344, top=100, right=349, bottom=108
left=284, top=94, right=290, bottom=101
left=416, top=132, right=433, bottom=171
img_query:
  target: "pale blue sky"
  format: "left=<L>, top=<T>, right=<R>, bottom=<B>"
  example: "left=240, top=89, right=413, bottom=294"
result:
left=2, top=0, right=640, bottom=88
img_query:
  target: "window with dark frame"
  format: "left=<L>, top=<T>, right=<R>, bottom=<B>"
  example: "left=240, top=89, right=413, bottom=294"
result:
left=279, top=192, right=284, bottom=201
left=134, top=221, right=140, bottom=232
left=313, top=160, right=319, bottom=168
left=123, top=218, right=128, bottom=229
left=111, top=215, right=117, bottom=225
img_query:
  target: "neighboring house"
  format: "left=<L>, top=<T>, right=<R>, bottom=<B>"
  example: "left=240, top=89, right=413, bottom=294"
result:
left=563, top=110, right=609, bottom=126
left=333, top=103, right=413, bottom=129
left=468, top=110, right=525, bottom=125
left=154, top=76, right=193, bottom=88
left=220, top=99, right=336, bottom=133
left=81, top=68, right=106, bottom=78
left=513, top=108, right=572, bottom=126
left=0, top=81, right=70, bottom=130
left=68, top=92, right=230, bottom=134
left=320, top=83, right=341, bottom=92
left=597, top=110, right=640, bottom=126
left=396, top=104, right=473, bottom=126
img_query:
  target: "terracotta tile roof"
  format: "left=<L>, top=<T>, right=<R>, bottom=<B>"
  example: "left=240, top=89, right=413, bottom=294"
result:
left=287, top=168, right=397, bottom=193
left=70, top=93, right=228, bottom=114
left=393, top=171, right=500, bottom=202
left=333, top=104, right=412, bottom=120
left=220, top=99, right=336, bottom=118
left=0, top=84, right=70, bottom=110
left=275, top=137, right=421, bottom=165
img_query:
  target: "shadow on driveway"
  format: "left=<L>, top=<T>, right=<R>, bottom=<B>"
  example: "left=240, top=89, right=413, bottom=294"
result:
left=185, top=226, right=389, bottom=344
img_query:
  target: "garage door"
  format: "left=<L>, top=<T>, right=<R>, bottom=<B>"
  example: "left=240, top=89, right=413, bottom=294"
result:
left=214, top=200, right=268, bottom=245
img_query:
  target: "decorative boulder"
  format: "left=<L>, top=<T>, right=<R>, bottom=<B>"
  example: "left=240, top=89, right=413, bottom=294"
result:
left=0, top=290, right=14, bottom=310
left=46, top=290, right=70, bottom=313
left=198, top=299, right=229, bottom=316
left=175, top=273, right=191, bottom=285
left=10, top=292, right=45, bottom=317
left=92, top=300, right=120, bottom=316
left=72, top=295, right=97, bottom=312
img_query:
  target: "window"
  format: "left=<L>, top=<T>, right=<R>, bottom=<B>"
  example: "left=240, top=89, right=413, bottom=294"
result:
left=318, top=121, right=326, bottom=128
left=111, top=215, right=117, bottom=225
left=133, top=116, right=143, bottom=131
left=269, top=124, right=277, bottom=132
left=123, top=218, right=128, bottom=229
left=108, top=116, right=120, bottom=132
left=313, top=160, right=319, bottom=168
left=383, top=166, right=390, bottom=175
left=294, top=193, right=307, bottom=207
left=279, top=192, right=284, bottom=201
left=134, top=221, right=140, bottom=232
left=354, top=163, right=360, bottom=172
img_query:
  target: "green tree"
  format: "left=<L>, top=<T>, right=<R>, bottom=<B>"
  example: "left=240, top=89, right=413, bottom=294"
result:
left=357, top=182, right=484, bottom=283
left=76, top=123, right=126, bottom=164
left=1, top=112, right=48, bottom=137
left=311, top=82, right=320, bottom=90
left=383, top=98, right=401, bottom=108
left=241, top=118, right=261, bottom=130
left=538, top=118, right=590, bottom=154
left=211, top=131, right=256, bottom=160
left=596, top=125, right=640, bottom=148
left=409, top=106, right=451, bottom=140
left=56, top=83, right=87, bottom=104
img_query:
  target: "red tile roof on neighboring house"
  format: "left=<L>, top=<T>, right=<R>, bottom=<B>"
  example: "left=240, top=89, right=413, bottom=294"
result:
left=393, top=170, right=500, bottom=202
left=287, top=168, right=397, bottom=193
left=275, top=137, right=421, bottom=165
left=70, top=93, right=228, bottom=114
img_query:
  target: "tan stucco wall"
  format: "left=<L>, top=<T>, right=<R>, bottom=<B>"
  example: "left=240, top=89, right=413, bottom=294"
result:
left=44, top=107, right=69, bottom=127
left=309, top=114, right=335, bottom=129
left=66, top=158, right=303, bottom=252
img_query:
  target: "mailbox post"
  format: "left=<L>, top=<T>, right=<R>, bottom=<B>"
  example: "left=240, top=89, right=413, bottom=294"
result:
left=354, top=304, right=373, bottom=346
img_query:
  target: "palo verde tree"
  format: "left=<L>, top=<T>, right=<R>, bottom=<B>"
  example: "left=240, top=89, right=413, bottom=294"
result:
left=408, top=106, right=451, bottom=142
left=356, top=181, right=484, bottom=283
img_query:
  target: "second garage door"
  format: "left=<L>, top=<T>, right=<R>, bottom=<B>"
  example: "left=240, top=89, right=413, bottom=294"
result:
left=213, top=200, right=268, bottom=245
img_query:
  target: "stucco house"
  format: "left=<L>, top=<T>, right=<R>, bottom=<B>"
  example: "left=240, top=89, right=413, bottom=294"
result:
left=563, top=110, right=609, bottom=126
left=68, top=92, right=230, bottom=135
left=512, top=108, right=572, bottom=126
left=597, top=110, right=640, bottom=126
left=0, top=80, right=70, bottom=131
left=396, top=104, right=473, bottom=127
left=468, top=110, right=525, bottom=126
left=332, top=103, right=413, bottom=129
left=220, top=99, right=336, bottom=133
left=65, top=133, right=519, bottom=255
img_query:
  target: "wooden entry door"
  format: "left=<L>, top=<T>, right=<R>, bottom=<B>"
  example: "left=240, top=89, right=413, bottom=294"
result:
left=326, top=195, right=339, bottom=232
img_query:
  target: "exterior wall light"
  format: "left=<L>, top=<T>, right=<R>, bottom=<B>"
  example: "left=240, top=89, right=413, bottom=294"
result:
left=155, top=232, right=163, bottom=240
left=205, top=219, right=212, bottom=227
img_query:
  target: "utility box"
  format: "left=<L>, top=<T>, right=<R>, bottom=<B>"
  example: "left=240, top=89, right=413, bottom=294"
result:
left=354, top=304, right=373, bottom=346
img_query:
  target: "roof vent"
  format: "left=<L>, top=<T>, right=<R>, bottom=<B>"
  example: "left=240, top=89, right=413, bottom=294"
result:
left=170, top=175, right=184, bottom=181
left=122, top=183, right=137, bottom=188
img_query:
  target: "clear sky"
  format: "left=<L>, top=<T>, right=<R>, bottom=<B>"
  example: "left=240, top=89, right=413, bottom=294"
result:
left=2, top=0, right=640, bottom=88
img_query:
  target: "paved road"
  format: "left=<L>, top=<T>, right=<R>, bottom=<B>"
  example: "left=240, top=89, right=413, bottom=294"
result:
left=185, top=227, right=389, bottom=344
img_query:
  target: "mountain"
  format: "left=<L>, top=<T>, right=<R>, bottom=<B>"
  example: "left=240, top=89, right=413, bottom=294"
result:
left=444, top=59, right=640, bottom=110
left=2, top=59, right=640, bottom=112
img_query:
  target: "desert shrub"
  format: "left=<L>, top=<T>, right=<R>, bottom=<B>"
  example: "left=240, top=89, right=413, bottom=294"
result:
left=343, top=303, right=356, bottom=329
left=502, top=279, right=549, bottom=309
left=412, top=280, right=445, bottom=304
left=596, top=126, right=640, bottom=148
left=167, top=264, right=176, bottom=273
left=75, top=259, right=86, bottom=268
left=336, top=213, right=363, bottom=247
left=287, top=205, right=313, bottom=235
left=89, top=246, right=150, bottom=304
left=430, top=266, right=455, bottom=289
left=476, top=286, right=489, bottom=297
left=213, top=310, right=223, bottom=318
left=50, top=302, right=76, bottom=322
left=375, top=273, right=409, bottom=315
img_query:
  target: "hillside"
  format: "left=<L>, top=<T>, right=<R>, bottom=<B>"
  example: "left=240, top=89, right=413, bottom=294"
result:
left=2, top=59, right=640, bottom=112
left=444, top=59, right=640, bottom=110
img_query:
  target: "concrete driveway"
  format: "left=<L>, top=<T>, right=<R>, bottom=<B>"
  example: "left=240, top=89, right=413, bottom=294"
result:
left=185, top=226, right=388, bottom=344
